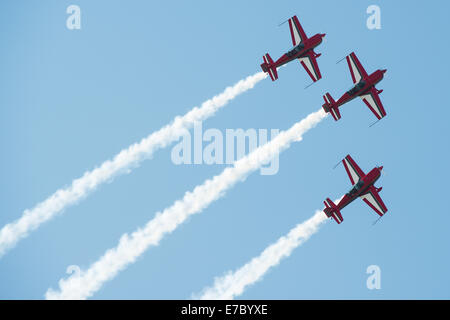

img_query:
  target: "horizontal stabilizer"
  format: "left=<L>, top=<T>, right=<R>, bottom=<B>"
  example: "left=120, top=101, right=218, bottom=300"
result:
left=322, top=93, right=341, bottom=121
left=323, top=198, right=343, bottom=224
left=329, top=106, right=341, bottom=121
left=261, top=53, right=278, bottom=81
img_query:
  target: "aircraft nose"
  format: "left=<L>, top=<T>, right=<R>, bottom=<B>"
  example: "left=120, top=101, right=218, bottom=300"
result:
left=321, top=33, right=326, bottom=37
left=379, top=166, right=384, bottom=171
left=382, top=69, right=387, bottom=73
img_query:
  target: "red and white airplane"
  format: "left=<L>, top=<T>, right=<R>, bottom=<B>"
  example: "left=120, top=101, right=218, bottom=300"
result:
left=260, top=15, right=325, bottom=82
left=324, top=155, right=387, bottom=224
left=322, top=52, right=387, bottom=121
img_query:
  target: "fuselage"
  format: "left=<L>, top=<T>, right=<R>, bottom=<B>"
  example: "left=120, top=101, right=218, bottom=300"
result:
left=273, top=33, right=325, bottom=67
left=336, top=166, right=383, bottom=211
left=335, top=69, right=386, bottom=107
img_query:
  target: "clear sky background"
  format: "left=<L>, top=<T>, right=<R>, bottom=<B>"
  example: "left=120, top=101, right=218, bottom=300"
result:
left=1, top=0, right=449, bottom=299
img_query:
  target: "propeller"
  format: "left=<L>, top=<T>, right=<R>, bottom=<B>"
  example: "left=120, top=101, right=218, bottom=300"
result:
left=376, top=165, right=386, bottom=177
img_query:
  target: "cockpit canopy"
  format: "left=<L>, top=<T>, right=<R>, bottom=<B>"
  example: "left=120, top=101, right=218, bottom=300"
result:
left=348, top=179, right=364, bottom=196
left=286, top=43, right=305, bottom=57
left=347, top=80, right=366, bottom=96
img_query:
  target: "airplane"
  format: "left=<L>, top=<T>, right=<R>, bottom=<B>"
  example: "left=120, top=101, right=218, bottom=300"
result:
left=260, top=15, right=325, bottom=82
left=323, top=154, right=387, bottom=224
left=322, top=52, right=387, bottom=122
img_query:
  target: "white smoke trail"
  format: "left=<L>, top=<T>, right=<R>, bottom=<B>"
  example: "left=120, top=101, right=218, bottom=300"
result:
left=0, top=72, right=267, bottom=258
left=45, top=109, right=327, bottom=300
left=195, top=209, right=328, bottom=300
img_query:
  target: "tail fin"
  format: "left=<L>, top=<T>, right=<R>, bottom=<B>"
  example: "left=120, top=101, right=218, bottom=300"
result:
left=323, top=198, right=344, bottom=224
left=322, top=93, right=341, bottom=121
left=261, top=53, right=278, bottom=81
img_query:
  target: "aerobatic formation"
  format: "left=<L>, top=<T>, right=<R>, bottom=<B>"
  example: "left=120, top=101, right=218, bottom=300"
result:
left=2, top=13, right=392, bottom=300
left=47, top=14, right=390, bottom=300
left=261, top=15, right=388, bottom=224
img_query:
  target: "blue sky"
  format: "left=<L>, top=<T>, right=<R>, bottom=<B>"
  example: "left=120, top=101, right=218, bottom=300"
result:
left=1, top=0, right=449, bottom=299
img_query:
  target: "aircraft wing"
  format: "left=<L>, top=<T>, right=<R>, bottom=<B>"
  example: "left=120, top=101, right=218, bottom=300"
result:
left=288, top=16, right=307, bottom=46
left=346, top=52, right=369, bottom=84
left=298, top=51, right=322, bottom=82
left=342, top=154, right=365, bottom=185
left=360, top=87, right=387, bottom=120
left=360, top=186, right=388, bottom=217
